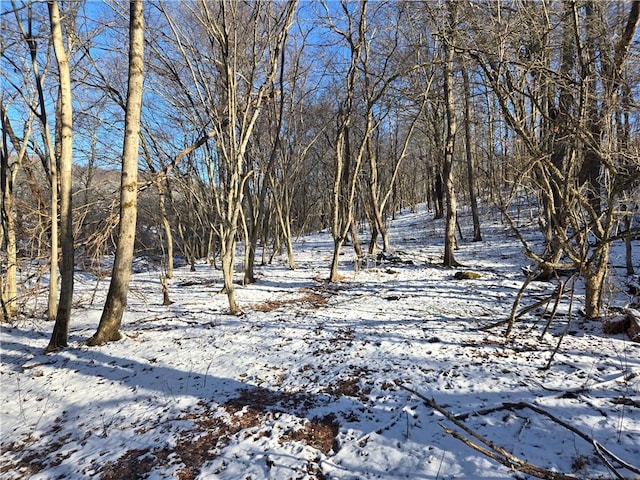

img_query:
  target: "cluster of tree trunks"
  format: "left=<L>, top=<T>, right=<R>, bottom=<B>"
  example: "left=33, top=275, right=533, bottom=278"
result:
left=1, top=1, right=639, bottom=345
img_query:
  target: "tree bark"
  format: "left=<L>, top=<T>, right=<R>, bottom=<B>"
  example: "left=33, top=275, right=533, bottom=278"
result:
left=17, top=6, right=61, bottom=320
left=159, top=183, right=174, bottom=279
left=0, top=119, right=18, bottom=321
left=442, top=1, right=460, bottom=268
left=88, top=0, right=145, bottom=346
left=46, top=0, right=74, bottom=352
left=462, top=66, right=481, bottom=242
left=0, top=105, right=31, bottom=321
left=366, top=137, right=390, bottom=253
left=584, top=258, right=607, bottom=320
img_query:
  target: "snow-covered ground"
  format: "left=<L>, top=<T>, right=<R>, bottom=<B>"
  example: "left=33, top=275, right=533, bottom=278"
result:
left=2, top=206, right=639, bottom=480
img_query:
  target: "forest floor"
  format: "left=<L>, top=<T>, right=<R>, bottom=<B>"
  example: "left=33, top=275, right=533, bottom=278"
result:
left=1, top=205, right=639, bottom=480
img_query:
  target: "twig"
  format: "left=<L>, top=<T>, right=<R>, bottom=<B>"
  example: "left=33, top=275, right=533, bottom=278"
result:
left=478, top=293, right=557, bottom=333
left=437, top=423, right=578, bottom=480
left=543, top=274, right=578, bottom=370
left=505, top=267, right=539, bottom=336
left=593, top=440, right=640, bottom=477
left=515, top=293, right=557, bottom=320
left=592, top=442, right=625, bottom=480
left=540, top=273, right=565, bottom=339
left=477, top=317, right=510, bottom=331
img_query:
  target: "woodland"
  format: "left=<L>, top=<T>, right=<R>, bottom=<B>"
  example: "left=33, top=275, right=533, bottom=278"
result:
left=2, top=0, right=639, bottom=339
left=1, top=1, right=640, bottom=478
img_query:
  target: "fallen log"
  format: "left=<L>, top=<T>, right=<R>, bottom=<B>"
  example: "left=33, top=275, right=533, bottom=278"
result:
left=604, top=308, right=640, bottom=342
left=627, top=308, right=640, bottom=342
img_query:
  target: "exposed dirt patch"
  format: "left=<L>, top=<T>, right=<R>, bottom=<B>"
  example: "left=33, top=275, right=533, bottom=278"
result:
left=329, top=367, right=372, bottom=401
left=101, top=448, right=171, bottom=480
left=2, top=385, right=340, bottom=480
left=175, top=411, right=253, bottom=480
left=0, top=432, right=73, bottom=478
left=252, top=299, right=288, bottom=312
left=0, top=442, right=46, bottom=478
left=283, top=414, right=340, bottom=455
left=333, top=377, right=362, bottom=397
left=225, top=386, right=315, bottom=413
left=92, top=388, right=341, bottom=480
left=253, top=288, right=329, bottom=312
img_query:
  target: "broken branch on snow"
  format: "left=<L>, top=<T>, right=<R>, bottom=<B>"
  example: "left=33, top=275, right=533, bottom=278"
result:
left=396, top=382, right=640, bottom=480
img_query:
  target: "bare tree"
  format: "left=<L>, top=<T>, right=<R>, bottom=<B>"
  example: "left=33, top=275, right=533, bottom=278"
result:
left=323, top=0, right=414, bottom=280
left=267, top=21, right=327, bottom=268
left=362, top=4, right=429, bottom=255
left=578, top=0, right=639, bottom=318
left=10, top=1, right=61, bottom=320
left=46, top=0, right=74, bottom=352
left=462, top=65, right=482, bottom=242
left=156, top=0, right=297, bottom=313
left=0, top=104, right=33, bottom=321
left=1, top=35, right=48, bottom=318
left=462, top=0, right=639, bottom=320
left=88, top=0, right=145, bottom=345
left=323, top=0, right=368, bottom=281
left=441, top=1, right=460, bottom=267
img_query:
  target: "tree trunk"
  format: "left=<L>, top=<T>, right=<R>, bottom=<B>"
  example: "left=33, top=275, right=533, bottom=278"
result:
left=367, top=138, right=391, bottom=253
left=46, top=1, right=74, bottom=352
left=433, top=169, right=444, bottom=220
left=47, top=132, right=59, bottom=321
left=0, top=106, right=27, bottom=321
left=622, top=205, right=634, bottom=275
left=0, top=150, right=18, bottom=320
left=241, top=196, right=257, bottom=286
left=88, top=0, right=145, bottom=346
left=462, top=67, right=482, bottom=242
left=367, top=216, right=379, bottom=256
left=271, top=184, right=297, bottom=270
left=349, top=218, right=363, bottom=259
left=329, top=165, right=346, bottom=282
left=584, top=250, right=609, bottom=320
left=442, top=2, right=460, bottom=268
left=329, top=237, right=346, bottom=282
left=159, top=185, right=174, bottom=279
left=220, top=229, right=240, bottom=313
left=33, top=51, right=59, bottom=322
left=14, top=1, right=60, bottom=320
left=330, top=116, right=352, bottom=282
left=283, top=209, right=297, bottom=270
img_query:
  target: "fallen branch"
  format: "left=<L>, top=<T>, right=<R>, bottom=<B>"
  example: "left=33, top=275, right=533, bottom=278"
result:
left=477, top=292, right=561, bottom=332
left=396, top=382, right=640, bottom=480
left=396, top=382, right=580, bottom=479
left=542, top=274, right=578, bottom=370
left=505, top=402, right=640, bottom=478
left=438, top=423, right=579, bottom=480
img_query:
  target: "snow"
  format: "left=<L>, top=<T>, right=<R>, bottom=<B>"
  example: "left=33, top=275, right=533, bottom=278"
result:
left=2, top=205, right=639, bottom=480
